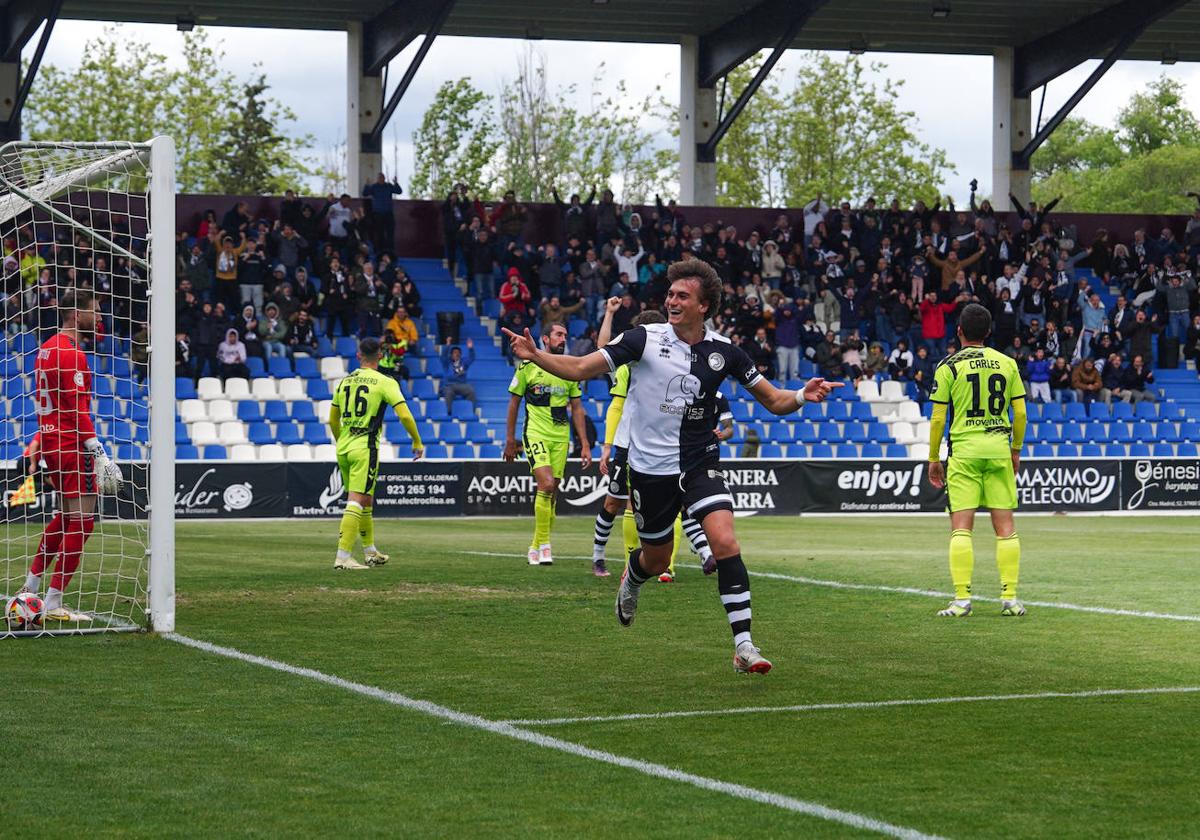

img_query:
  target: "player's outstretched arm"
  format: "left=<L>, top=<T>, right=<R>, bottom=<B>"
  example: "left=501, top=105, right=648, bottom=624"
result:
left=393, top=402, right=424, bottom=460
left=501, top=328, right=610, bottom=381
left=746, top=377, right=843, bottom=416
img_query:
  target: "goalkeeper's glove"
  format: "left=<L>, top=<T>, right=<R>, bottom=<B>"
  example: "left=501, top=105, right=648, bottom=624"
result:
left=84, top=438, right=124, bottom=495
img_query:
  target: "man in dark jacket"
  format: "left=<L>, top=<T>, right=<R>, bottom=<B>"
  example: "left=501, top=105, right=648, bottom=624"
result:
left=1120, top=354, right=1157, bottom=403
left=362, top=173, right=403, bottom=254
left=552, top=186, right=595, bottom=243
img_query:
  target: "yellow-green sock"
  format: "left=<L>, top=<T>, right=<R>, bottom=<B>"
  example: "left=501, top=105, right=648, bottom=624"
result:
left=549, top=492, right=558, bottom=536
left=533, top=491, right=553, bottom=548
left=338, top=502, right=362, bottom=556
left=358, top=506, right=375, bottom=552
left=996, top=534, right=1021, bottom=600
left=668, top=514, right=683, bottom=575
left=949, top=528, right=974, bottom=600
left=622, top=509, right=639, bottom=559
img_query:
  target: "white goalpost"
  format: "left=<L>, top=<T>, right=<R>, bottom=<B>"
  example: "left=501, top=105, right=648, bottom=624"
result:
left=1, top=136, right=175, bottom=637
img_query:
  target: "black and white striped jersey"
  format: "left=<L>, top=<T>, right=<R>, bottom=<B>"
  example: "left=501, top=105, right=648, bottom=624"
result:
left=600, top=322, right=763, bottom=475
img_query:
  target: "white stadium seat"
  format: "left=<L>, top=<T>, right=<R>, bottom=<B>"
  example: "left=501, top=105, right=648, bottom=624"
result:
left=223, top=378, right=251, bottom=401
left=312, top=443, right=336, bottom=461
left=320, top=357, right=347, bottom=380
left=856, top=380, right=882, bottom=402
left=258, top=444, right=286, bottom=461
left=285, top=444, right=313, bottom=461
left=230, top=444, right=257, bottom=462
left=190, top=421, right=219, bottom=446
left=218, top=421, right=249, bottom=446
left=890, top=422, right=917, bottom=445
left=278, top=378, right=306, bottom=401
left=914, top=421, right=931, bottom=441
left=207, top=399, right=236, bottom=424
left=896, top=401, right=922, bottom=422
left=377, top=443, right=396, bottom=461
left=196, top=377, right=222, bottom=400
left=179, top=399, right=207, bottom=424
left=908, top=443, right=927, bottom=460
left=879, top=380, right=905, bottom=402
left=251, top=378, right=279, bottom=400
left=317, top=399, right=333, bottom=423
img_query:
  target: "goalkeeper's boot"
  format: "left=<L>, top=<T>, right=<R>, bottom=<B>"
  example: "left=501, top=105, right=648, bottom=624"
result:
left=733, top=641, right=772, bottom=675
left=658, top=572, right=674, bottom=583
left=538, top=545, right=554, bottom=566
left=1000, top=599, right=1027, bottom=617
left=364, top=549, right=389, bottom=567
left=614, top=566, right=640, bottom=627
left=334, top=556, right=370, bottom=571
left=527, top=547, right=540, bottom=566
left=937, top=599, right=972, bottom=618
left=592, top=558, right=611, bottom=578
left=45, top=607, right=89, bottom=622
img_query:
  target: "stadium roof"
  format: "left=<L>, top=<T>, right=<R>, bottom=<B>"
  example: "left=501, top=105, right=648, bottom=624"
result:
left=51, top=0, right=1200, bottom=64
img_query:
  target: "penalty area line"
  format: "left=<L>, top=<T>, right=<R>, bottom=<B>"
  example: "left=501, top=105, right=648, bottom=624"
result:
left=461, top=551, right=1200, bottom=623
left=501, top=685, right=1200, bottom=727
left=163, top=633, right=941, bottom=840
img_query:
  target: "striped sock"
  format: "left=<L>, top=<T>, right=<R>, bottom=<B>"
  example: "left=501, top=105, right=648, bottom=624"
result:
left=682, top=516, right=712, bottom=562
left=593, top=508, right=617, bottom=560
left=717, top=554, right=752, bottom=647
left=625, top=548, right=651, bottom=588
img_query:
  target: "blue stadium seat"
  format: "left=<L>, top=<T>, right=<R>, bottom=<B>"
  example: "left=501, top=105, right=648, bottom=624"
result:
left=117, top=444, right=144, bottom=461
left=1105, top=401, right=1132, bottom=420
left=176, top=444, right=199, bottom=459
left=478, top=444, right=502, bottom=458
left=424, top=402, right=451, bottom=422
left=861, top=443, right=884, bottom=458
left=1177, top=443, right=1198, bottom=456
left=884, top=444, right=908, bottom=458
left=424, top=444, right=449, bottom=458
left=440, top=424, right=467, bottom=445
left=415, top=421, right=436, bottom=442
left=307, top=380, right=332, bottom=401
left=303, top=424, right=331, bottom=445
left=1104, top=443, right=1127, bottom=457
left=0, top=420, right=17, bottom=444
left=1181, top=421, right=1200, bottom=440
left=1031, top=444, right=1054, bottom=457
left=248, top=423, right=273, bottom=445
left=568, top=319, right=589, bottom=338
left=1107, top=422, right=1133, bottom=443
left=451, top=402, right=477, bottom=421
left=1, top=377, right=24, bottom=399
left=1128, top=443, right=1151, bottom=457
left=291, top=402, right=318, bottom=423
left=1130, top=421, right=1155, bottom=442
left=412, top=379, right=438, bottom=400
left=465, top=422, right=490, bottom=442
left=866, top=422, right=892, bottom=443
left=175, top=422, right=190, bottom=444
left=1064, top=403, right=1088, bottom=421
left=1086, top=402, right=1110, bottom=419
left=202, top=445, right=227, bottom=460
left=264, top=401, right=289, bottom=422
left=1036, top=423, right=1063, bottom=444
left=586, top=379, right=610, bottom=399
left=1159, top=422, right=1183, bottom=443
left=731, top=401, right=755, bottom=423
left=384, top=423, right=409, bottom=445
left=315, top=337, right=334, bottom=358
left=825, top=403, right=851, bottom=421
left=834, top=444, right=859, bottom=458
left=1025, top=402, right=1043, bottom=422
left=721, top=444, right=737, bottom=459
left=1134, top=402, right=1159, bottom=420
left=452, top=444, right=476, bottom=458
left=92, top=377, right=113, bottom=398
left=95, top=397, right=121, bottom=421
left=335, top=337, right=358, bottom=357
left=274, top=423, right=302, bottom=445
left=267, top=357, right=291, bottom=378
left=842, top=423, right=868, bottom=443
left=782, top=444, right=804, bottom=458
left=294, top=357, right=320, bottom=379
left=738, top=423, right=764, bottom=442
left=810, top=444, right=834, bottom=458
left=237, top=401, right=263, bottom=422
left=1075, top=444, right=1099, bottom=457
left=106, top=421, right=133, bottom=444
left=763, top=424, right=791, bottom=444
left=759, top=444, right=784, bottom=458
left=799, top=403, right=824, bottom=422
left=1040, top=403, right=1064, bottom=421
left=129, top=402, right=150, bottom=424
left=1061, top=425, right=1087, bottom=444
left=1152, top=443, right=1175, bottom=457
left=246, top=357, right=267, bottom=379
left=850, top=402, right=875, bottom=421
left=793, top=424, right=818, bottom=444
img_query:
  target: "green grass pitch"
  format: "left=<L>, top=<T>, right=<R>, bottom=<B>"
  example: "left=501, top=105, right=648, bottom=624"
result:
left=3, top=515, right=1199, bottom=838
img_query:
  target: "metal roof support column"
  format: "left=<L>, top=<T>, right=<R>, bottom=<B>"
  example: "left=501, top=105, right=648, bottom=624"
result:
left=679, top=35, right=716, bottom=206
left=992, top=47, right=1030, bottom=208
left=0, top=0, right=61, bottom=142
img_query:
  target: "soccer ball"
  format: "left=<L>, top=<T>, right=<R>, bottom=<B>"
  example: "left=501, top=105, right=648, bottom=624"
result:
left=5, top=592, right=44, bottom=631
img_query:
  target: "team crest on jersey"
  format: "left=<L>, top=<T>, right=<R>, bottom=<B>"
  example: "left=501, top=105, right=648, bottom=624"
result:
left=73, top=372, right=84, bottom=387
left=707, top=352, right=725, bottom=372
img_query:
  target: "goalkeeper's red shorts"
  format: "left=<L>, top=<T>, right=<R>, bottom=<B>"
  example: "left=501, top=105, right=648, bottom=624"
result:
left=42, top=446, right=96, bottom=498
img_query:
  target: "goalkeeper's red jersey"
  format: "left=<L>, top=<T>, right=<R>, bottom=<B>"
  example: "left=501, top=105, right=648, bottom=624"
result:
left=34, top=332, right=96, bottom=453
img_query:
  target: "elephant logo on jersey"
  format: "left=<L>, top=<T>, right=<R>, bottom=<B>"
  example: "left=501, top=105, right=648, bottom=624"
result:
left=664, top=374, right=705, bottom=405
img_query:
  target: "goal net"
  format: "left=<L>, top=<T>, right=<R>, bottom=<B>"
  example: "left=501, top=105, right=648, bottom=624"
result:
left=1, top=138, right=175, bottom=638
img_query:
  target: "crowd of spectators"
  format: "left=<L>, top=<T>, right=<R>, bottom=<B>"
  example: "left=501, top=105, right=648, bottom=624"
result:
left=439, top=179, right=1200, bottom=405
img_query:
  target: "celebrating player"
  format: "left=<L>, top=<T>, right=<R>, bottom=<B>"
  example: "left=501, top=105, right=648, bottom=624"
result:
left=926, top=302, right=1027, bottom=618
left=328, top=337, right=425, bottom=570
left=21, top=290, right=124, bottom=622
left=504, top=322, right=592, bottom=566
left=504, top=259, right=839, bottom=674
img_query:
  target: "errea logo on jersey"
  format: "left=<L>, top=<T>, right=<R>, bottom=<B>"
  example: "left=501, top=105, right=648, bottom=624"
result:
left=660, top=374, right=705, bottom=415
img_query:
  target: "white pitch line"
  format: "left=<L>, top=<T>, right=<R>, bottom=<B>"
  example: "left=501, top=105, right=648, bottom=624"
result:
left=500, top=686, right=1200, bottom=727
left=163, top=633, right=940, bottom=840
left=462, top=551, right=1200, bottom=623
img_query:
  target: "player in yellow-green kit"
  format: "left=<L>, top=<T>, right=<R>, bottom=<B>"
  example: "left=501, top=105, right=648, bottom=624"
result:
left=927, top=302, right=1028, bottom=617
left=504, top=322, right=591, bottom=566
left=328, top=337, right=425, bottom=570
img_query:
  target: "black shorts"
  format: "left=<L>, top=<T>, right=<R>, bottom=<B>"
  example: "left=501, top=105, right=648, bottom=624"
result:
left=606, top=446, right=630, bottom=500
left=629, top=466, right=733, bottom=545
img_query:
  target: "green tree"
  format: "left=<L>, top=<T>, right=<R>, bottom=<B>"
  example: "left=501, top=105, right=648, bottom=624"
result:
left=210, top=75, right=315, bottom=194
left=1029, top=117, right=1122, bottom=181
left=25, top=26, right=316, bottom=194
left=1116, top=76, right=1200, bottom=156
left=409, top=78, right=498, bottom=199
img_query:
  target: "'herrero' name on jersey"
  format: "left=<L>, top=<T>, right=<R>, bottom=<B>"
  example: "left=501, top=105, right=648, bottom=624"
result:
left=600, top=322, right=762, bottom=477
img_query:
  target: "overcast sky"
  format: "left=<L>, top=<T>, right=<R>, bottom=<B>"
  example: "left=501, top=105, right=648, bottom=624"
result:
left=34, top=20, right=1200, bottom=204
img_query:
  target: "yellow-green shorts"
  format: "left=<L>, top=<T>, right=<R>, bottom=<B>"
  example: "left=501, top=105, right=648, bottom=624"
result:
left=338, top=445, right=380, bottom=496
left=524, top=436, right=569, bottom=479
left=946, top=456, right=1017, bottom=512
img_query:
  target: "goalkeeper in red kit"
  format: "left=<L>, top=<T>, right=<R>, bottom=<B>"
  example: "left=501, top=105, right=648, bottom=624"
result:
left=20, top=290, right=124, bottom=621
